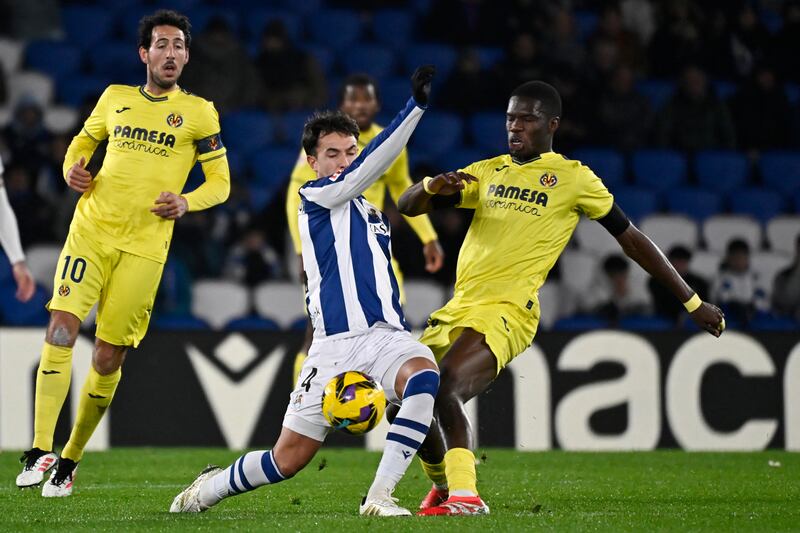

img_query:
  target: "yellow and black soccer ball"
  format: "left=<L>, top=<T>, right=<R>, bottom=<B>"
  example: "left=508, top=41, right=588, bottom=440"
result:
left=321, top=371, right=385, bottom=435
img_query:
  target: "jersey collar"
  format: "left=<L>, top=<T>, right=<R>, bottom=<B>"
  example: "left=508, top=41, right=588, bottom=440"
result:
left=511, top=151, right=554, bottom=166
left=139, top=85, right=180, bottom=102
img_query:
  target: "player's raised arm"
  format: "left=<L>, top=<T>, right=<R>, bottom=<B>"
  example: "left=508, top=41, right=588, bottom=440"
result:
left=597, top=204, right=726, bottom=337
left=397, top=171, right=478, bottom=216
left=300, top=66, right=434, bottom=209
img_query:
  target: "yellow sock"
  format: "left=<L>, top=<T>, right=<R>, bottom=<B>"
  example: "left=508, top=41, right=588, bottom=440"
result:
left=32, top=344, right=73, bottom=451
left=445, top=448, right=478, bottom=495
left=420, top=458, right=448, bottom=489
left=293, top=352, right=307, bottom=385
left=61, top=367, right=121, bottom=462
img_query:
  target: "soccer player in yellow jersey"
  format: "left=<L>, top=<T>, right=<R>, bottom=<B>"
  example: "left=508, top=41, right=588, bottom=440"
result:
left=399, top=81, right=726, bottom=516
left=15, top=10, right=230, bottom=497
left=286, top=74, right=444, bottom=383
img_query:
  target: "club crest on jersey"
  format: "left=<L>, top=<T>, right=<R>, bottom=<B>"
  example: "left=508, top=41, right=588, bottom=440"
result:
left=166, top=113, right=184, bottom=128
left=540, top=172, right=558, bottom=187
left=58, top=284, right=70, bottom=297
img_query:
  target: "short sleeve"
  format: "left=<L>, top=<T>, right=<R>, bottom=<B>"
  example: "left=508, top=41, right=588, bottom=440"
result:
left=195, top=101, right=227, bottom=163
left=82, top=87, right=111, bottom=141
left=574, top=165, right=614, bottom=219
left=455, top=161, right=483, bottom=209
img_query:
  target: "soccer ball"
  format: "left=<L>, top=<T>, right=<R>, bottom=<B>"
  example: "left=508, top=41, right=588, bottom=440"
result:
left=321, top=371, right=385, bottom=435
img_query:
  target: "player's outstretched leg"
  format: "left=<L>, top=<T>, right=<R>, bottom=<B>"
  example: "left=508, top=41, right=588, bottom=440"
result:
left=361, top=361, right=439, bottom=517
left=170, top=427, right=322, bottom=513
left=418, top=329, right=496, bottom=517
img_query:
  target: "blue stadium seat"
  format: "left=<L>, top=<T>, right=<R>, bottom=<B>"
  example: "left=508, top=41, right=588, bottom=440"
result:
left=435, top=148, right=489, bottom=173
left=612, top=187, right=660, bottom=222
left=279, top=0, right=321, bottom=15
left=728, top=187, right=785, bottom=222
left=250, top=148, right=298, bottom=187
left=476, top=47, right=504, bottom=68
left=786, top=83, right=800, bottom=105
left=121, top=5, right=155, bottom=42
left=713, top=80, right=737, bottom=101
left=552, top=315, right=609, bottom=331
left=290, top=317, right=308, bottom=330
left=244, top=8, right=300, bottom=41
left=221, top=110, right=274, bottom=157
left=0, top=251, right=12, bottom=284
left=636, top=80, right=675, bottom=111
left=342, top=45, right=396, bottom=80
left=378, top=77, right=411, bottom=108
left=278, top=110, right=312, bottom=145
left=410, top=112, right=464, bottom=162
left=0, top=282, right=50, bottom=326
left=401, top=44, right=458, bottom=79
left=307, top=10, right=362, bottom=50
left=303, top=45, right=334, bottom=74
left=373, top=9, right=413, bottom=50
left=58, top=76, right=109, bottom=107
left=186, top=6, right=241, bottom=34
left=571, top=148, right=625, bottom=188
left=759, top=151, right=800, bottom=194
left=695, top=150, right=749, bottom=193
left=468, top=112, right=507, bottom=154
left=631, top=149, right=687, bottom=191
left=247, top=183, right=282, bottom=211
left=61, top=6, right=113, bottom=49
left=749, top=313, right=799, bottom=331
left=573, top=10, right=599, bottom=41
left=619, top=315, right=673, bottom=331
left=26, top=40, right=82, bottom=80
left=90, top=42, right=141, bottom=84
left=666, top=187, right=723, bottom=221
left=226, top=315, right=280, bottom=331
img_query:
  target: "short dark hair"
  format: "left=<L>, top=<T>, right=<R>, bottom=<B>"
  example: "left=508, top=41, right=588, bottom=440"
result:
left=338, top=73, right=380, bottom=104
left=301, top=110, right=360, bottom=156
left=138, top=9, right=192, bottom=49
left=603, top=254, right=629, bottom=276
left=511, top=81, right=562, bottom=118
left=727, top=238, right=750, bottom=255
left=668, top=245, right=693, bottom=262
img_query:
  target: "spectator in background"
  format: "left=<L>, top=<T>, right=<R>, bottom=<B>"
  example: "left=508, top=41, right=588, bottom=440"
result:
left=729, top=64, right=792, bottom=152
left=0, top=154, right=35, bottom=302
left=648, top=246, right=709, bottom=325
left=495, top=32, right=549, bottom=99
left=545, top=7, right=586, bottom=73
left=155, top=257, right=193, bottom=319
left=772, top=0, right=800, bottom=83
left=3, top=163, right=53, bottom=245
left=727, top=3, right=772, bottom=78
left=223, top=228, right=283, bottom=286
left=772, top=234, right=800, bottom=322
left=596, top=65, right=652, bottom=151
left=588, top=4, right=645, bottom=74
left=620, top=0, right=656, bottom=45
left=550, top=67, right=595, bottom=153
left=585, top=254, right=650, bottom=323
left=254, top=20, right=326, bottom=112
left=0, top=98, right=52, bottom=175
left=180, top=16, right=262, bottom=114
left=440, top=48, right=498, bottom=113
left=654, top=64, right=736, bottom=151
left=648, top=0, right=704, bottom=78
left=711, top=238, right=768, bottom=325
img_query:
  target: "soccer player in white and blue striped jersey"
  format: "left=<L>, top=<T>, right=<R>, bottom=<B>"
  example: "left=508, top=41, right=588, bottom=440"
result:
left=171, top=66, right=440, bottom=517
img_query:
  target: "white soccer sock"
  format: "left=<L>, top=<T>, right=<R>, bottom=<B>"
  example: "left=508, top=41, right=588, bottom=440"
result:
left=199, top=449, right=285, bottom=508
left=367, top=369, right=439, bottom=499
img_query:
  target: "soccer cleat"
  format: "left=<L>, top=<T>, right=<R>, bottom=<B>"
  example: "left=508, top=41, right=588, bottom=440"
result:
left=169, top=465, right=222, bottom=513
left=359, top=489, right=413, bottom=517
left=16, top=448, right=58, bottom=488
left=416, top=494, right=490, bottom=516
left=41, top=457, right=78, bottom=497
left=419, top=485, right=449, bottom=510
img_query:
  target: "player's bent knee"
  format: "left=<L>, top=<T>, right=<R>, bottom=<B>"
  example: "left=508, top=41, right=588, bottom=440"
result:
left=402, top=368, right=440, bottom=399
left=46, top=311, right=80, bottom=347
left=93, top=340, right=127, bottom=375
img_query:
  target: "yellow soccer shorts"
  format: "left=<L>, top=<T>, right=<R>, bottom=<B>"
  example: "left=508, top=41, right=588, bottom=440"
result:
left=47, top=232, right=164, bottom=348
left=418, top=298, right=540, bottom=374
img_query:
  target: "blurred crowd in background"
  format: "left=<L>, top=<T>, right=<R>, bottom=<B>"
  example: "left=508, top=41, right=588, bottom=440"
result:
left=1, top=0, right=800, bottom=330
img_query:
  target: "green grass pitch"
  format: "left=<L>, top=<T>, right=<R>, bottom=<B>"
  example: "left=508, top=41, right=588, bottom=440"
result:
left=1, top=448, right=798, bottom=531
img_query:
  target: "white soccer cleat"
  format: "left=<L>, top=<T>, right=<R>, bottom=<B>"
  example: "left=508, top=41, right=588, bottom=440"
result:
left=359, top=489, right=413, bottom=517
left=41, top=458, right=78, bottom=497
left=170, top=465, right=222, bottom=513
left=16, top=448, right=58, bottom=488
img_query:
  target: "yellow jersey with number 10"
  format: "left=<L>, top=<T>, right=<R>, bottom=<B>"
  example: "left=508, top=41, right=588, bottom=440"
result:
left=64, top=84, right=228, bottom=264
left=452, top=151, right=614, bottom=309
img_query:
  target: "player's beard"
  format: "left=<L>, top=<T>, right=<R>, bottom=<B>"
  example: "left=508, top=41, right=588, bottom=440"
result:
left=150, top=66, right=179, bottom=91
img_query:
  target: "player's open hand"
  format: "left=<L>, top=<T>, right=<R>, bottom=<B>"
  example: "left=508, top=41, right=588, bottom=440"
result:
left=423, top=240, right=445, bottom=273
left=427, top=171, right=478, bottom=196
left=12, top=261, right=35, bottom=302
left=66, top=156, right=93, bottom=193
left=411, top=65, right=435, bottom=106
left=690, top=301, right=726, bottom=337
left=151, top=191, right=188, bottom=220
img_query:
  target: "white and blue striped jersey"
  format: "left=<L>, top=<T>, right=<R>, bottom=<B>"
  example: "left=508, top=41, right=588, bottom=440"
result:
left=298, top=97, right=425, bottom=340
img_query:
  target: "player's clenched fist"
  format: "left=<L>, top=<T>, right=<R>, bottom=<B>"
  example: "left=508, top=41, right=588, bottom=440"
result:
left=424, top=171, right=478, bottom=196
left=150, top=191, right=188, bottom=220
left=65, top=156, right=93, bottom=193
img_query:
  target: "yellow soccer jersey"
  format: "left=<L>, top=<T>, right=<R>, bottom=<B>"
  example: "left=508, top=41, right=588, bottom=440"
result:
left=452, top=151, right=614, bottom=308
left=285, top=123, right=437, bottom=254
left=63, top=84, right=230, bottom=263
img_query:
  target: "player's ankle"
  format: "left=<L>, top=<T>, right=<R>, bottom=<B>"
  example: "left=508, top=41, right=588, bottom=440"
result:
left=450, top=489, right=478, bottom=497
left=366, top=475, right=396, bottom=500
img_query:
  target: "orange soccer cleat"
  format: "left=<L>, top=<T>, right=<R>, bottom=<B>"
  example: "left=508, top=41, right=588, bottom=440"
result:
left=417, top=494, right=490, bottom=516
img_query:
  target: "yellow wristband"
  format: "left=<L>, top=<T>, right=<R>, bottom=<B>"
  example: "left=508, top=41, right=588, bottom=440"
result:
left=422, top=176, right=435, bottom=195
left=683, top=293, right=702, bottom=313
